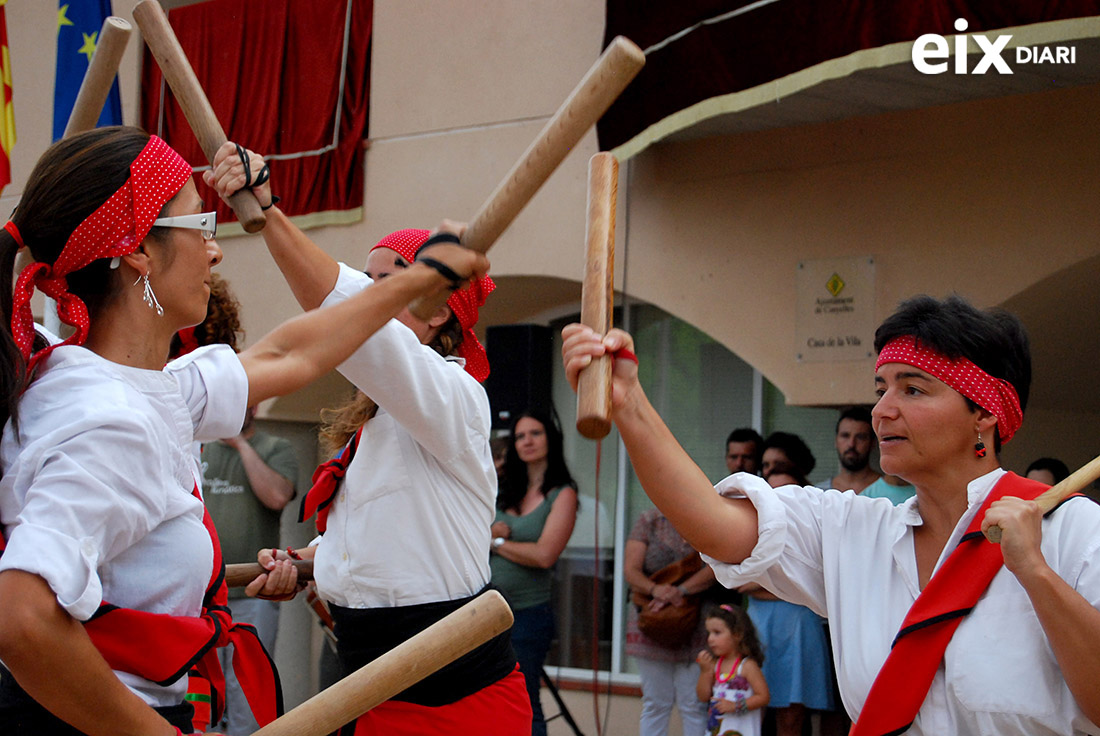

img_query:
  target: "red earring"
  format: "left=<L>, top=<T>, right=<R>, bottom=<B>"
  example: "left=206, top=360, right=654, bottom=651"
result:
left=974, top=432, right=987, bottom=459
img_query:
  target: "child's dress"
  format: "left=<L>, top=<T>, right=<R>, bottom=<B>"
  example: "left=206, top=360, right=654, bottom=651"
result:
left=707, top=656, right=762, bottom=736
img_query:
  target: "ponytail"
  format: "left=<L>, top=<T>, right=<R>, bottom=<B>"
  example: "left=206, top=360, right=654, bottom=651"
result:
left=0, top=226, right=26, bottom=432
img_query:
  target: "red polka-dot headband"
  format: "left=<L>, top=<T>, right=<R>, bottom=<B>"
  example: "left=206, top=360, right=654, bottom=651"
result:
left=370, top=229, right=495, bottom=382
left=875, top=336, right=1023, bottom=443
left=12, top=135, right=193, bottom=375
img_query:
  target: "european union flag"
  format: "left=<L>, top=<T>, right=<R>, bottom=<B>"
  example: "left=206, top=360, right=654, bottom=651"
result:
left=53, top=0, right=122, bottom=141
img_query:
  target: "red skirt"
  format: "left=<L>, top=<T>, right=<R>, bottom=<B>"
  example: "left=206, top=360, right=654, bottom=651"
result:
left=350, top=666, right=531, bottom=736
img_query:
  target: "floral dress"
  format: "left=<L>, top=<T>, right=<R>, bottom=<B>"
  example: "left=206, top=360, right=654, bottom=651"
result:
left=708, top=656, right=762, bottom=736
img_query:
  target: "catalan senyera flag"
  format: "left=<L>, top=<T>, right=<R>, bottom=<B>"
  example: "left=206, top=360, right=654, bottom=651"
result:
left=54, top=0, right=121, bottom=141
left=0, top=0, right=15, bottom=194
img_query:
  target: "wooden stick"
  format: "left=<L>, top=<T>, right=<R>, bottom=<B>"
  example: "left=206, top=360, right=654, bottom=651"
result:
left=575, top=153, right=618, bottom=440
left=63, top=17, right=131, bottom=139
left=984, top=454, right=1100, bottom=543
left=224, top=559, right=314, bottom=588
left=132, top=0, right=266, bottom=232
left=249, top=590, right=514, bottom=736
left=408, top=36, right=644, bottom=320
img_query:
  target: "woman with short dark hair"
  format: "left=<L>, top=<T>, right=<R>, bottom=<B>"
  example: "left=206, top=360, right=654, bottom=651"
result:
left=562, top=293, right=1100, bottom=735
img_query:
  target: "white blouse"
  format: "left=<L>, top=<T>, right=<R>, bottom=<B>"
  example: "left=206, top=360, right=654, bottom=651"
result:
left=0, top=343, right=247, bottom=706
left=311, top=263, right=496, bottom=609
left=703, top=468, right=1100, bottom=736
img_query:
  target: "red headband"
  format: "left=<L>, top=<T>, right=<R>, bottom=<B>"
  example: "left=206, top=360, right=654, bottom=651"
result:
left=370, top=229, right=495, bottom=382
left=12, top=135, right=193, bottom=375
left=875, top=336, right=1023, bottom=443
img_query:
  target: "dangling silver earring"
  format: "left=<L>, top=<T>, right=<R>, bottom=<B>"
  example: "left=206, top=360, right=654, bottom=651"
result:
left=135, top=273, right=163, bottom=316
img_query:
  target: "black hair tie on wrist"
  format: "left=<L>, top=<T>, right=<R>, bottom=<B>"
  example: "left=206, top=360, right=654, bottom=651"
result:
left=417, top=257, right=463, bottom=290
left=415, top=231, right=462, bottom=257
left=234, top=143, right=253, bottom=187
left=261, top=195, right=281, bottom=211
left=252, top=162, right=271, bottom=188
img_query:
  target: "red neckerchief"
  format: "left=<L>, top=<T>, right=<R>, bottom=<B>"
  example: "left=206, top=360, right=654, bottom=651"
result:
left=0, top=486, right=283, bottom=728
left=851, top=473, right=1078, bottom=736
left=299, top=427, right=362, bottom=533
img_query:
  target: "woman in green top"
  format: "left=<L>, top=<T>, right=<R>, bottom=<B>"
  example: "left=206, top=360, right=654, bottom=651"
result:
left=490, top=409, right=578, bottom=736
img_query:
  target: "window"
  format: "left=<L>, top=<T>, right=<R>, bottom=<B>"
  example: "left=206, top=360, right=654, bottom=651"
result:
left=543, top=302, right=837, bottom=682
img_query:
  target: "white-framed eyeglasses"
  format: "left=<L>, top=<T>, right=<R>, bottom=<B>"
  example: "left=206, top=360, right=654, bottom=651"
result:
left=152, top=211, right=218, bottom=240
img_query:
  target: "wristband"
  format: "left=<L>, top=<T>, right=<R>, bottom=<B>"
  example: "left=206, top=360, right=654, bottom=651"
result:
left=261, top=194, right=281, bottom=211
left=611, top=347, right=639, bottom=364
left=286, top=547, right=302, bottom=560
left=417, top=257, right=463, bottom=289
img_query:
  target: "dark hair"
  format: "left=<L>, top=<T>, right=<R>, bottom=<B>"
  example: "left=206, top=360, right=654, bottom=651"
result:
left=497, top=408, right=577, bottom=513
left=764, top=461, right=809, bottom=487
left=836, top=406, right=873, bottom=433
left=0, top=126, right=159, bottom=433
left=705, top=604, right=764, bottom=664
left=874, top=294, right=1031, bottom=452
left=726, top=428, right=763, bottom=450
left=1025, top=457, right=1069, bottom=484
left=762, top=431, right=816, bottom=478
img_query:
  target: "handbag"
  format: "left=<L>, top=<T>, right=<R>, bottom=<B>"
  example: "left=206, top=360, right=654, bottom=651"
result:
left=631, top=552, right=704, bottom=648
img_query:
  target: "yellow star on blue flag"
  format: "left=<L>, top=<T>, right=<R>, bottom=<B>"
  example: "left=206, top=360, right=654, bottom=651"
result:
left=53, top=0, right=120, bottom=140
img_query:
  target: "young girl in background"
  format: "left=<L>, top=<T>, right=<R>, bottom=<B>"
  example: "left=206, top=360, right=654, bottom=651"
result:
left=696, top=604, right=768, bottom=736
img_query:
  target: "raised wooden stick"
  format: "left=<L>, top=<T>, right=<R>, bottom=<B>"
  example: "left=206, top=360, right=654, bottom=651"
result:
left=408, top=36, right=644, bottom=320
left=225, top=559, right=314, bottom=588
left=132, top=0, right=266, bottom=232
left=249, top=590, right=514, bottom=736
left=575, top=153, right=618, bottom=440
left=63, top=17, right=131, bottom=138
left=984, top=454, right=1100, bottom=543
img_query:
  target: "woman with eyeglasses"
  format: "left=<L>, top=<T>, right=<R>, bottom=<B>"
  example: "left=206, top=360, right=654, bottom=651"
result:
left=0, top=127, right=485, bottom=736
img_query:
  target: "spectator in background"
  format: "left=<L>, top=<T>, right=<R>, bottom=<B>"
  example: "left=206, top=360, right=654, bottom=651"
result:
left=625, top=508, right=716, bottom=736
left=1025, top=457, right=1070, bottom=486
left=860, top=474, right=915, bottom=505
left=491, top=408, right=579, bottom=736
left=170, top=273, right=242, bottom=357
left=822, top=407, right=880, bottom=493
left=491, top=434, right=510, bottom=481
left=203, top=405, right=298, bottom=734
left=726, top=428, right=764, bottom=474
left=760, top=432, right=816, bottom=481
left=747, top=434, right=835, bottom=736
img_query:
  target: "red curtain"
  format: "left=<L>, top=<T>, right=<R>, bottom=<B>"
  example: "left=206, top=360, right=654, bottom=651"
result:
left=141, top=0, right=372, bottom=224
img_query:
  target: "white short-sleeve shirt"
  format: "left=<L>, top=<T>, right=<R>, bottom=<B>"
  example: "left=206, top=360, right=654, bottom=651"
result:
left=0, top=343, right=247, bottom=707
left=311, top=263, right=496, bottom=609
left=702, top=469, right=1100, bottom=735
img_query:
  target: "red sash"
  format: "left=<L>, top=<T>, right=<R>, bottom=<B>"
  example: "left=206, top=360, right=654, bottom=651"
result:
left=851, top=473, right=1077, bottom=736
left=299, top=428, right=362, bottom=533
left=0, top=487, right=283, bottom=729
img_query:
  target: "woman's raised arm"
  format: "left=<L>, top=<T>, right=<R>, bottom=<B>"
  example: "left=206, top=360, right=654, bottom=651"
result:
left=562, top=324, right=759, bottom=564
left=240, top=243, right=485, bottom=406
left=204, top=142, right=337, bottom=310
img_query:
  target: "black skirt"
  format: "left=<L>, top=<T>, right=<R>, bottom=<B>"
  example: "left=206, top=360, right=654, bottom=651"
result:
left=329, top=584, right=517, bottom=707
